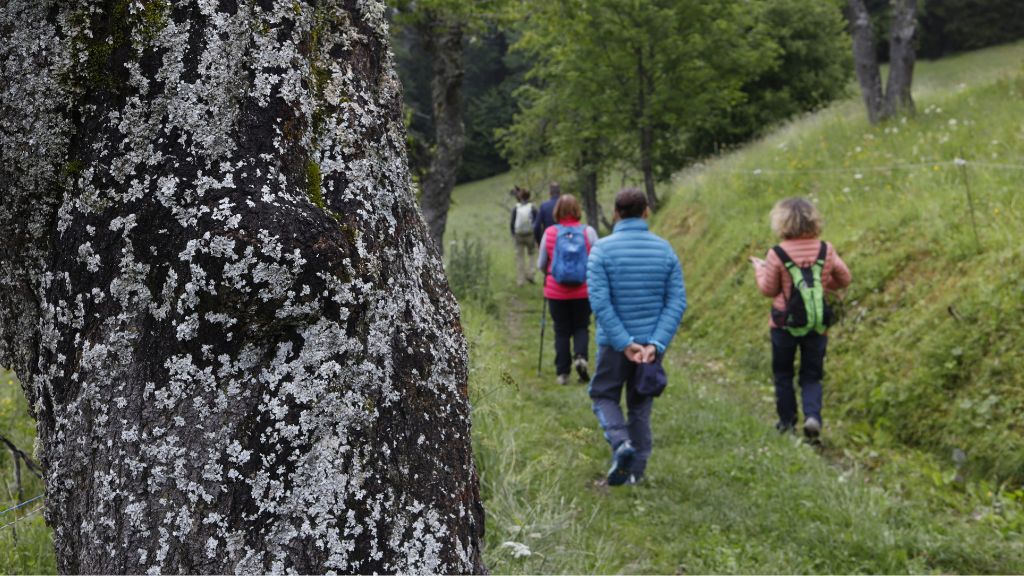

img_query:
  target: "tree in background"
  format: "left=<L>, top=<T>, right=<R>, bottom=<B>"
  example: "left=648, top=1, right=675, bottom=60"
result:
left=0, top=0, right=484, bottom=572
left=862, top=0, right=1024, bottom=59
left=502, top=0, right=851, bottom=214
left=688, top=0, right=852, bottom=156
left=504, top=0, right=764, bottom=212
left=848, top=0, right=918, bottom=123
left=393, top=0, right=507, bottom=252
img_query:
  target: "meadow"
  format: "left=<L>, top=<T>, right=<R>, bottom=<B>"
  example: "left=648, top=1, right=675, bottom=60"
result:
left=2, top=41, right=1023, bottom=573
left=448, top=41, right=1024, bottom=572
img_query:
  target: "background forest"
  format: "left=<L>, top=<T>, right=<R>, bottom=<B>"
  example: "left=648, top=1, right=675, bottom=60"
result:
left=396, top=0, right=1024, bottom=184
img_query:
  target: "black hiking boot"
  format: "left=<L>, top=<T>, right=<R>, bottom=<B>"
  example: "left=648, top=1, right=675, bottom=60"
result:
left=775, top=420, right=796, bottom=435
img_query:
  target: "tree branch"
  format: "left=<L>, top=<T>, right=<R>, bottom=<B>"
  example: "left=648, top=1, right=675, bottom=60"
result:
left=0, top=432, right=42, bottom=479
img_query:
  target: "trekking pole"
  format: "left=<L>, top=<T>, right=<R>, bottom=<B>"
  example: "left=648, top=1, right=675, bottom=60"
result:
left=537, top=278, right=547, bottom=377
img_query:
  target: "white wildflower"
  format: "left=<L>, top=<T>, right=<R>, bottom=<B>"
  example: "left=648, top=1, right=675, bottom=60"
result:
left=500, top=541, right=532, bottom=559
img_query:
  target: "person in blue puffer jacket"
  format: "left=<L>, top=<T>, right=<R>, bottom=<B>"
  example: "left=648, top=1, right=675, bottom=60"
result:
left=587, top=187, right=687, bottom=486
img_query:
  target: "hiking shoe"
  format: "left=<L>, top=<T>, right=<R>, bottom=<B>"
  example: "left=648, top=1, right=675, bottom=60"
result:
left=775, top=420, right=796, bottom=434
left=626, top=473, right=644, bottom=486
left=607, top=441, right=636, bottom=487
left=803, top=417, right=821, bottom=439
left=556, top=374, right=569, bottom=386
left=574, top=357, right=590, bottom=383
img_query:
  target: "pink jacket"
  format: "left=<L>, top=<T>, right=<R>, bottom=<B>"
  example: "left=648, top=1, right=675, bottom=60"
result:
left=755, top=238, right=852, bottom=328
left=537, top=219, right=598, bottom=300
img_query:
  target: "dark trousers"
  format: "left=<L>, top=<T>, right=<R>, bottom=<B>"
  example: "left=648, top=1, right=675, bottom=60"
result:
left=589, top=346, right=653, bottom=475
left=771, top=328, right=827, bottom=425
left=547, top=298, right=591, bottom=375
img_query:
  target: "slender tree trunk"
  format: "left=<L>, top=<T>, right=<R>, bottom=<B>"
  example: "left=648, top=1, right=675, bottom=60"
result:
left=635, top=46, right=658, bottom=211
left=0, top=1, right=484, bottom=573
left=848, top=0, right=885, bottom=124
left=883, top=0, right=918, bottom=118
left=576, top=147, right=602, bottom=234
left=419, top=18, right=466, bottom=254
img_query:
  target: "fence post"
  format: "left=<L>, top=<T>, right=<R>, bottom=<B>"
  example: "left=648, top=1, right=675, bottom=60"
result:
left=955, top=154, right=981, bottom=253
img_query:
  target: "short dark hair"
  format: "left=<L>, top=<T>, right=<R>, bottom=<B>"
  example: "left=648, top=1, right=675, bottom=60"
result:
left=518, top=188, right=531, bottom=202
left=549, top=182, right=561, bottom=198
left=614, top=188, right=648, bottom=219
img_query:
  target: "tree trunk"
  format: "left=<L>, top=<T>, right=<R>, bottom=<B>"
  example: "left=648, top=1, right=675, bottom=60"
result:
left=0, top=1, right=485, bottom=573
left=847, top=0, right=885, bottom=124
left=419, top=18, right=466, bottom=254
left=635, top=46, right=658, bottom=211
left=883, top=0, right=918, bottom=118
left=576, top=148, right=602, bottom=234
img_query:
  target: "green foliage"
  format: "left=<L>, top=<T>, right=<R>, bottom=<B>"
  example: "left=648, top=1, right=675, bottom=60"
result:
left=446, top=235, right=497, bottom=314
left=390, top=0, right=520, bottom=184
left=656, top=41, right=1024, bottom=482
left=688, top=0, right=852, bottom=156
left=459, top=31, right=529, bottom=182
left=500, top=0, right=851, bottom=203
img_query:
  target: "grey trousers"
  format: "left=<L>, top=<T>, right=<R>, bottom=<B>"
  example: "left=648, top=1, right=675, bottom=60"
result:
left=588, top=345, right=654, bottom=475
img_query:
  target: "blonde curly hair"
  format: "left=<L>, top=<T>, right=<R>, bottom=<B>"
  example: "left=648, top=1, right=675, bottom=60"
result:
left=770, top=197, right=823, bottom=240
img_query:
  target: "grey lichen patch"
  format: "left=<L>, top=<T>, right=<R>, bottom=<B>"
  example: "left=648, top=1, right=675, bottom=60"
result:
left=1, top=0, right=483, bottom=573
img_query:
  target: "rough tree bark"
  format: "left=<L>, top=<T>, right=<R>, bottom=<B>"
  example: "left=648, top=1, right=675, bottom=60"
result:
left=848, top=0, right=885, bottom=124
left=848, top=0, right=918, bottom=123
left=0, top=1, right=484, bottom=573
left=418, top=17, right=465, bottom=254
left=883, top=0, right=918, bottom=118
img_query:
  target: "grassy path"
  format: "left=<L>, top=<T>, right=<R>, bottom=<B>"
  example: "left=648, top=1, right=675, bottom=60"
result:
left=466, top=280, right=1023, bottom=574
left=449, top=42, right=1024, bottom=573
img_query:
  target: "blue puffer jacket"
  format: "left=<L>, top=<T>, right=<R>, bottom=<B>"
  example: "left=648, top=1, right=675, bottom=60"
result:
left=587, top=218, right=687, bottom=353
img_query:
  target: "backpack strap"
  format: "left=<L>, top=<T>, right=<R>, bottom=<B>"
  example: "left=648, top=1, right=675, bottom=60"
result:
left=816, top=241, right=827, bottom=264
left=771, top=245, right=794, bottom=267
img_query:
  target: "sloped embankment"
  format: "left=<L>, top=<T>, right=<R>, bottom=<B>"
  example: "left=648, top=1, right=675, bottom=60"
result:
left=656, top=45, right=1024, bottom=481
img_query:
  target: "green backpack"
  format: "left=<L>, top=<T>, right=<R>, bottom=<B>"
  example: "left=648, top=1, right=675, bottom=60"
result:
left=772, top=242, right=834, bottom=337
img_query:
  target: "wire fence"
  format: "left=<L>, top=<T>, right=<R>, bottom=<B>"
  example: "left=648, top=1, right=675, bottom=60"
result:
left=0, top=503, right=44, bottom=532
left=689, top=158, right=1024, bottom=177
left=0, top=494, right=43, bottom=517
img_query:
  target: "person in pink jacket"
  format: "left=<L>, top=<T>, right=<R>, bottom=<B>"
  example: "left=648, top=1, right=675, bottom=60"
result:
left=750, top=197, right=851, bottom=439
left=537, top=194, right=599, bottom=385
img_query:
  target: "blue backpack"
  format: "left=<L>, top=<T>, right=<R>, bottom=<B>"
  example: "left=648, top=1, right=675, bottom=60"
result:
left=551, top=225, right=588, bottom=286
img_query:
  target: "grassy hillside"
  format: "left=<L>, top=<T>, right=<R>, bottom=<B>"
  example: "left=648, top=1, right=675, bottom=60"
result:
left=655, top=41, right=1024, bottom=481
left=444, top=41, right=1024, bottom=573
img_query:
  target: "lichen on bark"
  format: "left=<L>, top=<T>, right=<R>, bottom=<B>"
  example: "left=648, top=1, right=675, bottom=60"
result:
left=0, top=0, right=484, bottom=573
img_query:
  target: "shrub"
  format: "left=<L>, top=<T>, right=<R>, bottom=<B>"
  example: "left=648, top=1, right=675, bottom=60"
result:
left=446, top=235, right=498, bottom=315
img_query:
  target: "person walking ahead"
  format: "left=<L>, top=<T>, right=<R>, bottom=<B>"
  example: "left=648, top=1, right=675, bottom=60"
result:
left=751, top=197, right=851, bottom=440
left=533, top=182, right=561, bottom=245
left=587, top=188, right=686, bottom=486
left=510, top=188, right=538, bottom=287
left=537, top=194, right=599, bottom=386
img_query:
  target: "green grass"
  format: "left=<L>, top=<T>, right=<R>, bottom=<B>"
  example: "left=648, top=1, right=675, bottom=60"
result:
left=656, top=40, right=1024, bottom=482
left=447, top=41, right=1024, bottom=572
left=466, top=293, right=1024, bottom=572
left=0, top=369, right=55, bottom=574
